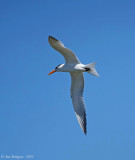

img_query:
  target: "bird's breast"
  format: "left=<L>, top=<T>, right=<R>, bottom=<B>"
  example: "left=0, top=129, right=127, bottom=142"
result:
left=60, top=64, right=85, bottom=72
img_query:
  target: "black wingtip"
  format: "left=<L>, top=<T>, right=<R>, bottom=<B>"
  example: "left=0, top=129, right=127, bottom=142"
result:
left=83, top=113, right=87, bottom=135
left=48, top=35, right=51, bottom=42
left=84, top=128, right=87, bottom=135
left=48, top=35, right=52, bottom=39
left=48, top=35, right=58, bottom=41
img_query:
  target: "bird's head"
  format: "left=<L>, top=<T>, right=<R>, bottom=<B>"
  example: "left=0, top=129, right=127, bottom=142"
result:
left=48, top=64, right=62, bottom=75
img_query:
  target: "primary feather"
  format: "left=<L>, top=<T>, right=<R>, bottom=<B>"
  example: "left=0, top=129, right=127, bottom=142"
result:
left=70, top=72, right=87, bottom=135
left=48, top=36, right=80, bottom=64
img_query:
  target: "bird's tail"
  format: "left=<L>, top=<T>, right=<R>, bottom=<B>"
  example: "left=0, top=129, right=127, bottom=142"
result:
left=85, top=62, right=99, bottom=77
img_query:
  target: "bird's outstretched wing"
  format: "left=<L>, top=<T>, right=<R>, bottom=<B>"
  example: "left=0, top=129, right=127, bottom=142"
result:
left=70, top=72, right=87, bottom=135
left=48, top=36, right=80, bottom=64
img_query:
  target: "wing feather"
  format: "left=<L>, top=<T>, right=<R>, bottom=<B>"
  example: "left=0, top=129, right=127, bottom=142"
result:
left=48, top=36, right=80, bottom=64
left=70, top=72, right=87, bottom=135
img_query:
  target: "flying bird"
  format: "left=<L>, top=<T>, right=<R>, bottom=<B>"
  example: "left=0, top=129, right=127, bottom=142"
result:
left=48, top=36, right=99, bottom=135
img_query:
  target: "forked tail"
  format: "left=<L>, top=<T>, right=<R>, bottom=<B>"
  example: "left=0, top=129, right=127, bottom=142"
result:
left=85, top=62, right=99, bottom=77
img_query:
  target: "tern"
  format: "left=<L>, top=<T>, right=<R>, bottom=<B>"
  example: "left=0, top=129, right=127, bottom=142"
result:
left=48, top=36, right=99, bottom=135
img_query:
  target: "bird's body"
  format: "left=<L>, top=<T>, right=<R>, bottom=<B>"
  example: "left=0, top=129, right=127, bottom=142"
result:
left=55, top=63, right=86, bottom=72
left=48, top=36, right=99, bottom=135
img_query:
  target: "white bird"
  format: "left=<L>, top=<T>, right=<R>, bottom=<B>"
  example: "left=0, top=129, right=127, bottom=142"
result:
left=48, top=36, right=99, bottom=135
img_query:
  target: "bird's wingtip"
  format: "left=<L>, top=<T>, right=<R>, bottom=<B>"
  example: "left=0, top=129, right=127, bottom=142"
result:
left=48, top=35, right=58, bottom=42
left=48, top=35, right=51, bottom=42
left=84, top=128, right=87, bottom=135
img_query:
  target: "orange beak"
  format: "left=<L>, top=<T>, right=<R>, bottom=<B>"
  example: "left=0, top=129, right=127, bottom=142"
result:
left=48, top=70, right=56, bottom=75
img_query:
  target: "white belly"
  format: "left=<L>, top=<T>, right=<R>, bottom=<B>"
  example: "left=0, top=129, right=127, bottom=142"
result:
left=61, top=64, right=86, bottom=72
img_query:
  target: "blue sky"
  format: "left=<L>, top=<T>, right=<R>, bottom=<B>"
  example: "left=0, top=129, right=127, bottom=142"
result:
left=0, top=0, right=135, bottom=159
